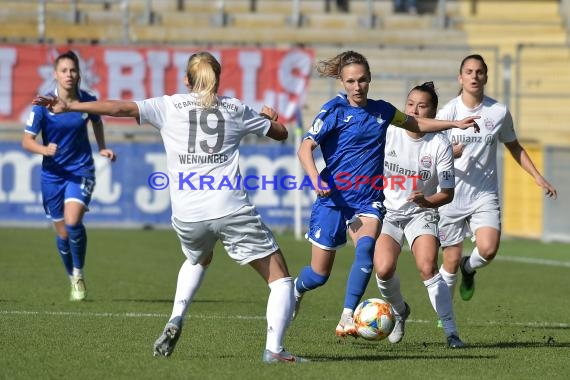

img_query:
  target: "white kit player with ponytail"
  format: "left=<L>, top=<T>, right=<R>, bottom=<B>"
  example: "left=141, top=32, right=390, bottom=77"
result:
left=437, top=54, right=558, bottom=306
left=374, top=82, right=465, bottom=349
left=33, top=51, right=307, bottom=364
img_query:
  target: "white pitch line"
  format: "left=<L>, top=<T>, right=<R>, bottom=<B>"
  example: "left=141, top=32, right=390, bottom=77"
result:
left=0, top=310, right=265, bottom=320
left=0, top=310, right=169, bottom=318
left=494, top=255, right=570, bottom=268
left=1, top=310, right=567, bottom=328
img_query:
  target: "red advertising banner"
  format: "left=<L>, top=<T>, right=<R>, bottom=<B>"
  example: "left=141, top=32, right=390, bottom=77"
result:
left=0, top=45, right=314, bottom=124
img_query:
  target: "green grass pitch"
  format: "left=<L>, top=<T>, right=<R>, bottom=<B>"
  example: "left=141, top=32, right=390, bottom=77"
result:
left=1, top=227, right=569, bottom=379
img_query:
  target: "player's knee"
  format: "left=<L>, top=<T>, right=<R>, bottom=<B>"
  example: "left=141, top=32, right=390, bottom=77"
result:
left=442, top=247, right=462, bottom=268
left=375, top=265, right=396, bottom=280
left=417, top=263, right=438, bottom=281
left=479, top=247, right=498, bottom=261
left=65, top=223, right=86, bottom=239
left=373, top=253, right=397, bottom=279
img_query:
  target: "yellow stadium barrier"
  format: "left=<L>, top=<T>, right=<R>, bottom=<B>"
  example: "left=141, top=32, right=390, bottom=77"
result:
left=502, top=142, right=543, bottom=238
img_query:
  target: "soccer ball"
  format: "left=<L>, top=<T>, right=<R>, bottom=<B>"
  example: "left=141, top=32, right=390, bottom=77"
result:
left=353, top=298, right=395, bottom=341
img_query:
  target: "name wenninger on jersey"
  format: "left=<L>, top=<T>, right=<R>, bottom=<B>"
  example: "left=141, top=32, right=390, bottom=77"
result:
left=178, top=154, right=229, bottom=164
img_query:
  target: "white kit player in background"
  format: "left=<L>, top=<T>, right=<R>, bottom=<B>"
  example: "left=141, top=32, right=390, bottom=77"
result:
left=374, top=82, right=466, bottom=348
left=32, top=51, right=307, bottom=364
left=437, top=54, right=557, bottom=306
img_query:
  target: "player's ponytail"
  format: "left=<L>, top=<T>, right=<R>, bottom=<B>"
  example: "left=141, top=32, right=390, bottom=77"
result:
left=317, top=50, right=371, bottom=82
left=409, top=81, right=438, bottom=118
left=186, top=52, right=221, bottom=108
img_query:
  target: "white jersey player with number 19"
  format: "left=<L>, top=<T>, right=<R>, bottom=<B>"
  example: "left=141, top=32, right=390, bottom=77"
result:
left=32, top=51, right=307, bottom=363
left=374, top=82, right=465, bottom=349
left=136, top=93, right=269, bottom=224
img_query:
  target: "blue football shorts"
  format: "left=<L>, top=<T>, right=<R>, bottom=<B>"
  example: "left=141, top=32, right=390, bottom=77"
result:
left=41, top=173, right=95, bottom=221
left=306, top=200, right=385, bottom=250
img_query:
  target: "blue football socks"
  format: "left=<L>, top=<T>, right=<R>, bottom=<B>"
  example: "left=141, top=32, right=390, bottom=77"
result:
left=295, top=266, right=329, bottom=294
left=56, top=235, right=73, bottom=276
left=66, top=223, right=87, bottom=270
left=343, top=236, right=375, bottom=310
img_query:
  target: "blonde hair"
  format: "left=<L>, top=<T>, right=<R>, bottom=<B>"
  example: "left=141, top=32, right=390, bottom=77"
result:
left=186, top=52, right=221, bottom=108
left=316, top=50, right=371, bottom=80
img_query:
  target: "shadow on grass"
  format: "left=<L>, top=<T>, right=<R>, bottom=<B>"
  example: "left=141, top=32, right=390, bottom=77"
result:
left=468, top=340, right=570, bottom=348
left=470, top=322, right=570, bottom=330
left=111, top=299, right=173, bottom=303
left=304, top=353, right=497, bottom=362
left=341, top=337, right=570, bottom=351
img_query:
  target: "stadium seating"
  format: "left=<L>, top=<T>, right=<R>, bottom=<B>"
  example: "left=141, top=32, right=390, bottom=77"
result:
left=0, top=0, right=568, bottom=144
left=452, top=0, right=570, bottom=145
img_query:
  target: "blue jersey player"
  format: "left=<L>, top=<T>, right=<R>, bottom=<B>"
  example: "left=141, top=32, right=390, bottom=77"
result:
left=292, top=50, right=480, bottom=337
left=22, top=50, right=116, bottom=301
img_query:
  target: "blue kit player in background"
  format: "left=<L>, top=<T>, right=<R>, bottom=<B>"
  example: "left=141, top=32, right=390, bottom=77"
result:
left=292, top=50, right=480, bottom=337
left=22, top=50, right=116, bottom=301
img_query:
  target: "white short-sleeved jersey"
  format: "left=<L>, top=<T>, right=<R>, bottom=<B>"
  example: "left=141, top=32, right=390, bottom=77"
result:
left=136, top=94, right=271, bottom=222
left=383, top=126, right=454, bottom=220
left=437, top=95, right=517, bottom=212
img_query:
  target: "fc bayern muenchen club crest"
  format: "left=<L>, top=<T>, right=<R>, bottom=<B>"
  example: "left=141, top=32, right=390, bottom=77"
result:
left=420, top=155, right=433, bottom=168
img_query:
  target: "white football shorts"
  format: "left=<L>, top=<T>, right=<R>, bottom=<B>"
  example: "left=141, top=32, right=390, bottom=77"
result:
left=172, top=204, right=280, bottom=265
left=438, top=193, right=501, bottom=247
left=381, top=209, right=439, bottom=249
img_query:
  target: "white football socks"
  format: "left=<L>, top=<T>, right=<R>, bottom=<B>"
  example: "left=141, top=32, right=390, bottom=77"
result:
left=424, top=273, right=457, bottom=337
left=466, top=247, right=489, bottom=272
left=169, top=259, right=207, bottom=321
left=376, top=274, right=406, bottom=316
left=439, top=265, right=457, bottom=299
left=266, top=276, right=294, bottom=353
left=72, top=267, right=83, bottom=278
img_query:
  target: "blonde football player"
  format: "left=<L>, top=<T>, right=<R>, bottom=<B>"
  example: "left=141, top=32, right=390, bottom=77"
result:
left=32, top=51, right=307, bottom=363
left=292, top=51, right=480, bottom=340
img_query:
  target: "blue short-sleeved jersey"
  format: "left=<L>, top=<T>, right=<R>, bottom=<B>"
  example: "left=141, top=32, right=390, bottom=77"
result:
left=24, top=90, right=101, bottom=178
left=304, top=93, right=397, bottom=208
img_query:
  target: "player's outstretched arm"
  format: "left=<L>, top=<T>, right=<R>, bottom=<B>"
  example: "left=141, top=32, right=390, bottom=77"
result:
left=33, top=95, right=139, bottom=119
left=400, top=113, right=480, bottom=133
